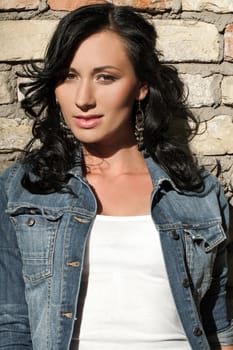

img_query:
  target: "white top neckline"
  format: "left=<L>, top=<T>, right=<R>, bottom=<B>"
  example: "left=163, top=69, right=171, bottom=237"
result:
left=96, top=214, right=151, bottom=221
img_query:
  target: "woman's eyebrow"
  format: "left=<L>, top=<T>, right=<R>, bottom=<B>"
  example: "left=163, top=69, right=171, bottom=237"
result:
left=93, top=65, right=121, bottom=72
left=68, top=65, right=121, bottom=74
left=68, top=67, right=77, bottom=72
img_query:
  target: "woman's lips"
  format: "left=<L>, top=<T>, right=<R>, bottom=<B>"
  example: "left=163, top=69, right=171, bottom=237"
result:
left=73, top=115, right=103, bottom=128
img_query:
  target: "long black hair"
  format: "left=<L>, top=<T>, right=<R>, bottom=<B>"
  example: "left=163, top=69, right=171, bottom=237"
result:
left=20, top=3, right=203, bottom=193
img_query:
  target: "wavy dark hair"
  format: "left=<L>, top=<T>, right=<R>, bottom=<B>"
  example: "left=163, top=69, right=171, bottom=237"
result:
left=20, top=2, right=203, bottom=193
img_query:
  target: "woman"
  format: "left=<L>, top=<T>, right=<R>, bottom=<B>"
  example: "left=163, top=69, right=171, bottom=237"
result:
left=0, top=3, right=232, bottom=349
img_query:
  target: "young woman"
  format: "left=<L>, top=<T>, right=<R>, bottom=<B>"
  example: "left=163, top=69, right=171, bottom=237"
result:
left=0, top=3, right=232, bottom=349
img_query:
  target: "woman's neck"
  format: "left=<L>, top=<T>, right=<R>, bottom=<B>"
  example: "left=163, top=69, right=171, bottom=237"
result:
left=82, top=143, right=146, bottom=177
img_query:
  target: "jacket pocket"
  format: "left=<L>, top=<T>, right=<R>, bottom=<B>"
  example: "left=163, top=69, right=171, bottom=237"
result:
left=184, top=222, right=226, bottom=298
left=7, top=205, right=63, bottom=282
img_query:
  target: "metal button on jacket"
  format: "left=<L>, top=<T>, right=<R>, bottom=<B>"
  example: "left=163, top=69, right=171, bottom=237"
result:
left=170, top=230, right=179, bottom=240
left=26, top=218, right=35, bottom=226
left=182, top=278, right=190, bottom=288
left=193, top=327, right=203, bottom=337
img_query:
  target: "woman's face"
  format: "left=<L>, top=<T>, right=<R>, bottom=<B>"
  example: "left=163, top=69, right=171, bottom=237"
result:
left=55, top=30, right=148, bottom=149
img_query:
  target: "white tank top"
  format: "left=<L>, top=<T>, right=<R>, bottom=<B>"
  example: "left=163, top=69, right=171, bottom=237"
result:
left=70, top=215, right=191, bottom=350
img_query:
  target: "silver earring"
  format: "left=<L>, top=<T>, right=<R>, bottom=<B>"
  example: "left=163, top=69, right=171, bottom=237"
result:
left=134, top=101, right=145, bottom=150
left=55, top=100, right=69, bottom=131
left=59, top=112, right=69, bottom=131
left=59, top=111, right=77, bottom=143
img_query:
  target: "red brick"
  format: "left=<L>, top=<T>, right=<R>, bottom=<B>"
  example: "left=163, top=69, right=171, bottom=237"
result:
left=0, top=0, right=39, bottom=10
left=48, top=0, right=174, bottom=11
left=114, top=0, right=173, bottom=10
left=48, top=0, right=107, bottom=11
left=224, top=24, right=233, bottom=63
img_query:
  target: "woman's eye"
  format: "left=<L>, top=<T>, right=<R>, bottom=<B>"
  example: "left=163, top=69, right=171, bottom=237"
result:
left=97, top=74, right=117, bottom=83
left=65, top=72, right=77, bottom=80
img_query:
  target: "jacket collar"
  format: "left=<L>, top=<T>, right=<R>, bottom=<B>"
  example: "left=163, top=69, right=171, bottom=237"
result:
left=144, top=155, right=182, bottom=194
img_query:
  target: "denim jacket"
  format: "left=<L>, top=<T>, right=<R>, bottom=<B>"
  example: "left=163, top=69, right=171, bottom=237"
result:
left=0, top=156, right=233, bottom=349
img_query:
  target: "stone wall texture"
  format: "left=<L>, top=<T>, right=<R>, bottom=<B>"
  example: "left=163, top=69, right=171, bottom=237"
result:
left=1, top=0, right=233, bottom=300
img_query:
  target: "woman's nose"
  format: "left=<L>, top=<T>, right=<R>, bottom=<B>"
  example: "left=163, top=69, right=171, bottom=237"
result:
left=75, top=80, right=96, bottom=111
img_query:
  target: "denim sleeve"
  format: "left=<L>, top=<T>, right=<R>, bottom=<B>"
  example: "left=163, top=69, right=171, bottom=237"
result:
left=202, top=179, right=233, bottom=346
left=0, top=174, right=32, bottom=348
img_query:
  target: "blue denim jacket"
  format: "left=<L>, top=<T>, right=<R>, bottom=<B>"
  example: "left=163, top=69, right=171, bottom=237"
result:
left=0, top=156, right=233, bottom=349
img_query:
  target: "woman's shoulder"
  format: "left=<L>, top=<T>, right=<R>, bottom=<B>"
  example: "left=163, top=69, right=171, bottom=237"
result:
left=201, top=169, right=223, bottom=194
left=178, top=168, right=225, bottom=202
left=0, top=161, right=25, bottom=192
left=1, top=161, right=25, bottom=178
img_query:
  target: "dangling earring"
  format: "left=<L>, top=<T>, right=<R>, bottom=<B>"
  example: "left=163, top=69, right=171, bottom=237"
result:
left=59, top=111, right=69, bottom=131
left=134, top=100, right=145, bottom=150
left=59, top=110, right=77, bottom=143
left=55, top=99, right=68, bottom=130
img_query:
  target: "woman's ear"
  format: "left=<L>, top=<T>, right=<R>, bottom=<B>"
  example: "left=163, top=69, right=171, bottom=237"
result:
left=137, top=83, right=149, bottom=101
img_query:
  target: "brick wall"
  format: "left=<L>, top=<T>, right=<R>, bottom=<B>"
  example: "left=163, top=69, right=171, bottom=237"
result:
left=0, top=0, right=233, bottom=190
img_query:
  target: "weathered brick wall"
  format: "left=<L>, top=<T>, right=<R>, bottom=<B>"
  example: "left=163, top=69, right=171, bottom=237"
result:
left=0, top=0, right=233, bottom=311
left=1, top=0, right=233, bottom=202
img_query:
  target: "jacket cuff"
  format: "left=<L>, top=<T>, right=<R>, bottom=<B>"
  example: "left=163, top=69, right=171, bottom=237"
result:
left=208, top=322, right=233, bottom=346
